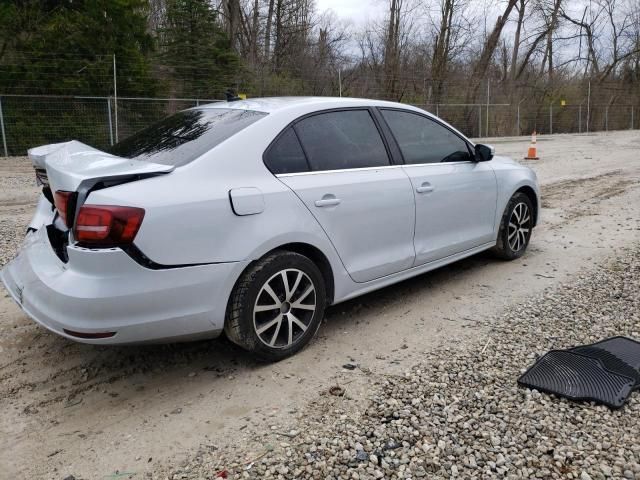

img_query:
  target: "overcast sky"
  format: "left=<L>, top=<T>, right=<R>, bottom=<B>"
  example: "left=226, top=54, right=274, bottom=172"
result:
left=313, top=0, right=592, bottom=64
left=315, top=0, right=387, bottom=27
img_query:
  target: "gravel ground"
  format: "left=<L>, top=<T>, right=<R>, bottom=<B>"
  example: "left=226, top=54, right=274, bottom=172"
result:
left=165, top=245, right=640, bottom=480
left=0, top=156, right=38, bottom=266
left=2, top=133, right=640, bottom=479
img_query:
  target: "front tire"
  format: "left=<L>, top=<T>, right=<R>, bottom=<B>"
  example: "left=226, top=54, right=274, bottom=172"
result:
left=224, top=250, right=327, bottom=362
left=492, top=192, right=534, bottom=260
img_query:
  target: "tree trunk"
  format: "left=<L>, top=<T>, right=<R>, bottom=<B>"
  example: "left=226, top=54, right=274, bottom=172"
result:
left=546, top=0, right=561, bottom=82
left=273, top=0, right=282, bottom=70
left=225, top=0, right=240, bottom=51
left=264, top=0, right=275, bottom=60
left=384, top=0, right=401, bottom=99
left=250, top=0, right=260, bottom=64
left=465, top=0, right=518, bottom=105
left=509, top=0, right=525, bottom=81
left=432, top=0, right=455, bottom=103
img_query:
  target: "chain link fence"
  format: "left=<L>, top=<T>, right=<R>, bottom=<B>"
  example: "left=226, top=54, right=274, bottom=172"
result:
left=0, top=93, right=637, bottom=157
left=1, top=53, right=638, bottom=156
left=0, top=95, right=224, bottom=156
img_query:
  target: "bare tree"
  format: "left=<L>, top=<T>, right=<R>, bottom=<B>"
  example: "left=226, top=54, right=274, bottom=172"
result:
left=223, top=0, right=241, bottom=50
left=560, top=0, right=640, bottom=81
left=464, top=0, right=518, bottom=104
left=508, top=0, right=528, bottom=81
left=429, top=0, right=474, bottom=102
left=383, top=0, right=403, bottom=98
left=264, top=0, right=275, bottom=59
left=537, top=0, right=562, bottom=81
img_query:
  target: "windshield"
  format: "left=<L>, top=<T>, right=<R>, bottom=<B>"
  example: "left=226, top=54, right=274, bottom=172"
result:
left=108, top=108, right=267, bottom=166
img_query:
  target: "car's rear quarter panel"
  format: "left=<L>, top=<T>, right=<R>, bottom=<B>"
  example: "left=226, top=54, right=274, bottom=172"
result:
left=84, top=111, right=351, bottom=300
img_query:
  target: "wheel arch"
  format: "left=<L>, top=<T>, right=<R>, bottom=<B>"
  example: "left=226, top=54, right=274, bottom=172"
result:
left=514, top=185, right=538, bottom=226
left=275, top=242, right=335, bottom=304
left=229, top=242, right=336, bottom=311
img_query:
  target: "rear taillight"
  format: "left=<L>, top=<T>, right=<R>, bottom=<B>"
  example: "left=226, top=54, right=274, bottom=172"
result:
left=54, top=190, right=77, bottom=227
left=74, top=205, right=145, bottom=246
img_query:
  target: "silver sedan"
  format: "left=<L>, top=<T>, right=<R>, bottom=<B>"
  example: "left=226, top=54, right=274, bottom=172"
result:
left=1, top=97, right=539, bottom=361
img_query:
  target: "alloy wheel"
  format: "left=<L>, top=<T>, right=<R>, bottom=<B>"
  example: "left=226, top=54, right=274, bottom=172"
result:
left=253, top=269, right=317, bottom=348
left=508, top=202, right=531, bottom=252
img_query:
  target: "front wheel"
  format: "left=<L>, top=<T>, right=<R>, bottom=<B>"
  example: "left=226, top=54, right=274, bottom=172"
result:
left=224, top=251, right=326, bottom=362
left=492, top=192, right=534, bottom=260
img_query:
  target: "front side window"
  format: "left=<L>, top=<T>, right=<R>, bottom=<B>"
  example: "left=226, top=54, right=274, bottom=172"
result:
left=109, top=108, right=267, bottom=167
left=263, top=127, right=309, bottom=174
left=380, top=109, right=472, bottom=164
left=294, top=110, right=390, bottom=171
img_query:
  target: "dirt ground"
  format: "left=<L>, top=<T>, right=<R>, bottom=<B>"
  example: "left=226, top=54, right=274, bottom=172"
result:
left=1, top=131, right=639, bottom=479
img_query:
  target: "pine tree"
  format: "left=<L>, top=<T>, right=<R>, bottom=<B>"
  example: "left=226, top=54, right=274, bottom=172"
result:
left=160, top=0, right=240, bottom=99
left=0, top=0, right=157, bottom=96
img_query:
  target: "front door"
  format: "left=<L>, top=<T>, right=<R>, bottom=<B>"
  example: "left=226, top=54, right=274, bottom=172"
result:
left=379, top=108, right=498, bottom=265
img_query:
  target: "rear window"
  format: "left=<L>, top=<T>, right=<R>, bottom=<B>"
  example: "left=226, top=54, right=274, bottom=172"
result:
left=108, top=108, right=267, bottom=166
left=293, top=110, right=390, bottom=171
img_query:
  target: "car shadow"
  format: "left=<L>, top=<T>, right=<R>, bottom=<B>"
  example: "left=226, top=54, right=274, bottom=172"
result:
left=10, top=250, right=500, bottom=414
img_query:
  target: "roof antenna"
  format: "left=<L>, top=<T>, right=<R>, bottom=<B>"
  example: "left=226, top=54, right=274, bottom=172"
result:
left=225, top=88, right=241, bottom=102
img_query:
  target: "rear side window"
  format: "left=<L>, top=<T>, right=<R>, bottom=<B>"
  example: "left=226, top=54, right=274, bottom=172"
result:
left=264, top=128, right=309, bottom=174
left=380, top=109, right=472, bottom=164
left=294, top=110, right=390, bottom=171
left=108, top=108, right=267, bottom=167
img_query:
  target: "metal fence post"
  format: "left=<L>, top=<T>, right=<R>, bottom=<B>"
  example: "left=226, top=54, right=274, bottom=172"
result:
left=0, top=96, right=8, bottom=157
left=436, top=103, right=439, bottom=117
left=478, top=105, right=482, bottom=137
left=107, top=97, right=114, bottom=146
left=516, top=98, right=525, bottom=136
left=549, top=103, right=553, bottom=135
left=338, top=69, right=342, bottom=97
left=586, top=81, right=591, bottom=133
left=631, top=106, right=634, bottom=130
left=486, top=80, right=490, bottom=136
left=579, top=104, right=582, bottom=133
left=113, top=54, right=119, bottom=143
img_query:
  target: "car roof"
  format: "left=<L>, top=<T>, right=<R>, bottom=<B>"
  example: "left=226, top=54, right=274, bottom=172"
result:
left=197, top=96, right=425, bottom=114
left=196, top=96, right=472, bottom=145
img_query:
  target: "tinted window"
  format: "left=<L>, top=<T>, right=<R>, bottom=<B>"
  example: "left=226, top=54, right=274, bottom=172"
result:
left=109, top=108, right=267, bottom=166
left=294, top=110, right=390, bottom=171
left=264, top=128, right=309, bottom=174
left=381, top=110, right=472, bottom=164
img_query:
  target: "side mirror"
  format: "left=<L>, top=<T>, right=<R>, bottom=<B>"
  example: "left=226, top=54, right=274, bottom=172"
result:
left=474, top=144, right=495, bottom=162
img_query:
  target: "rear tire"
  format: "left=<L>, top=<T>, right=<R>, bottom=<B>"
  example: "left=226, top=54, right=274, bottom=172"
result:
left=224, top=250, right=326, bottom=362
left=492, top=192, right=534, bottom=260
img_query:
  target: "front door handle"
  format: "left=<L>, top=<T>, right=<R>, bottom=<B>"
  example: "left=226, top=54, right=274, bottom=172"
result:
left=416, top=182, right=434, bottom=194
left=315, top=195, right=341, bottom=207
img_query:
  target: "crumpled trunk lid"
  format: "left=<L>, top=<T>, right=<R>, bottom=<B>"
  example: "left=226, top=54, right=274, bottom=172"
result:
left=28, top=140, right=174, bottom=194
left=27, top=140, right=174, bottom=232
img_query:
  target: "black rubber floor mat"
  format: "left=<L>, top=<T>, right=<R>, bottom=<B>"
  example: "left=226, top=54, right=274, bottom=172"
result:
left=576, top=337, right=640, bottom=370
left=518, top=350, right=635, bottom=409
left=571, top=346, right=640, bottom=388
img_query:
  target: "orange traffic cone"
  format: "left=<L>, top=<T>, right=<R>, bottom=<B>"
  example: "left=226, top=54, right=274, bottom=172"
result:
left=524, top=131, right=539, bottom=160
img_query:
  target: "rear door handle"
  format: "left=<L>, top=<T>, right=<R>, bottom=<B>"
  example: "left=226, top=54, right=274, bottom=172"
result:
left=315, top=195, right=341, bottom=207
left=416, top=182, right=434, bottom=194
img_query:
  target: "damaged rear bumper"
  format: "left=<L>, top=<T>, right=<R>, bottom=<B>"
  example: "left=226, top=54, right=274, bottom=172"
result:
left=1, top=228, right=246, bottom=344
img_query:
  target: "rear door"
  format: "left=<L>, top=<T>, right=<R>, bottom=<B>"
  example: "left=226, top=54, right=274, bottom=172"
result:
left=379, top=108, right=497, bottom=265
left=270, top=109, right=416, bottom=283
